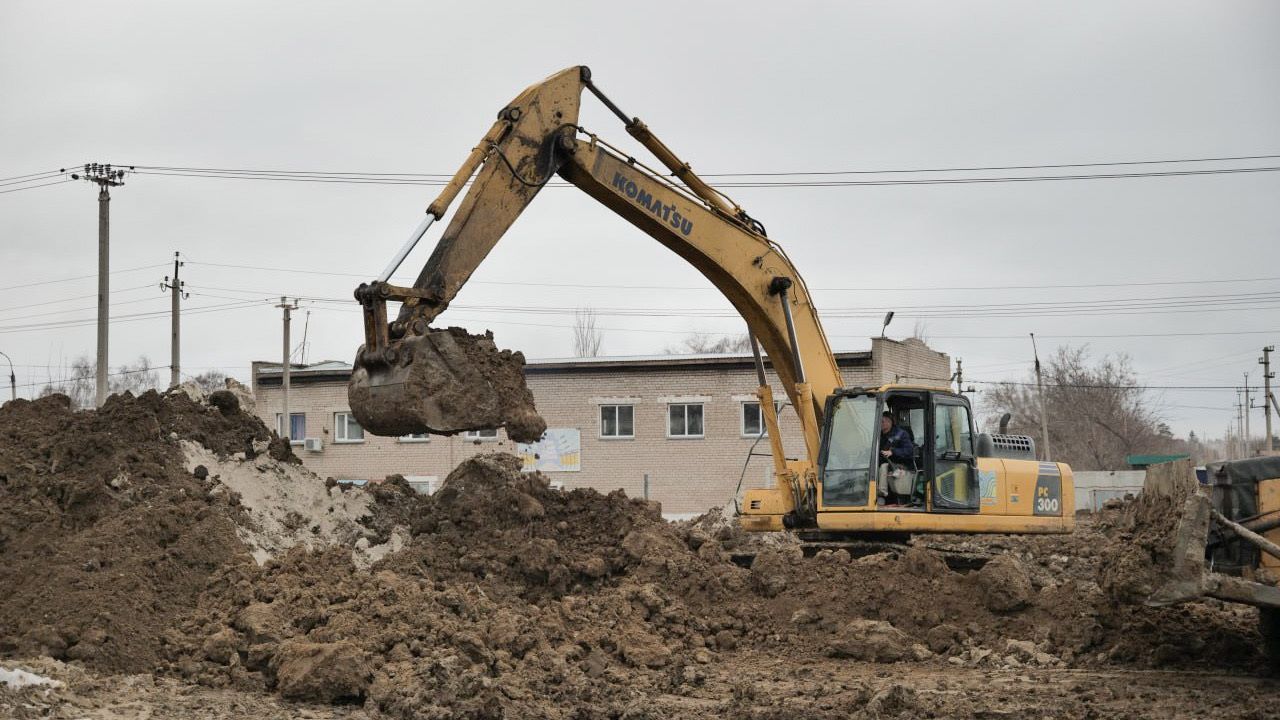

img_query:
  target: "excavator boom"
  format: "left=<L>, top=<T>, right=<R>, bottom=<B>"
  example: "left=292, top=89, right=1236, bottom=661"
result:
left=349, top=66, right=840, bottom=475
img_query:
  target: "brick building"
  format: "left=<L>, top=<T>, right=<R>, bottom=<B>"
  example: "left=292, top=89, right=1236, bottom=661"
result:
left=251, top=337, right=950, bottom=518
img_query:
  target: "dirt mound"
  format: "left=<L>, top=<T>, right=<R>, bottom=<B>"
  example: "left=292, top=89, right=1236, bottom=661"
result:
left=0, top=391, right=265, bottom=672
left=172, top=454, right=750, bottom=716
left=176, top=453, right=1256, bottom=717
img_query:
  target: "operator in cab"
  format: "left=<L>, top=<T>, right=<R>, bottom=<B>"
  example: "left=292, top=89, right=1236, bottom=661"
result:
left=879, top=411, right=918, bottom=506
left=879, top=411, right=915, bottom=465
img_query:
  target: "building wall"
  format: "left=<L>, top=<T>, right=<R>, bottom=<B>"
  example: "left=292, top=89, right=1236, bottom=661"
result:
left=253, top=340, right=950, bottom=518
left=1072, top=470, right=1146, bottom=512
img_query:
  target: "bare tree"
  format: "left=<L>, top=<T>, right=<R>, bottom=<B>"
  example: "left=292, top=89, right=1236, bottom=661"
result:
left=910, top=321, right=930, bottom=344
left=39, top=355, right=161, bottom=409
left=665, top=331, right=751, bottom=354
left=983, top=346, right=1190, bottom=470
left=190, top=369, right=228, bottom=393
left=572, top=308, right=604, bottom=357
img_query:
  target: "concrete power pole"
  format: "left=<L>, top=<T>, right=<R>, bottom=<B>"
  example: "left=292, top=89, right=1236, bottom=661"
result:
left=161, top=252, right=186, bottom=388
left=1237, top=392, right=1246, bottom=459
left=1030, top=333, right=1052, bottom=461
left=277, top=297, right=299, bottom=441
left=954, top=358, right=964, bottom=393
left=71, top=164, right=127, bottom=407
left=0, top=350, right=14, bottom=402
left=1244, top=373, right=1252, bottom=457
left=1262, top=346, right=1275, bottom=454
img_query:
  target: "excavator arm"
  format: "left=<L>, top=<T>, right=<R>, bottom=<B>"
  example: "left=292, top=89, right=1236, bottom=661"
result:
left=350, top=66, right=843, bottom=515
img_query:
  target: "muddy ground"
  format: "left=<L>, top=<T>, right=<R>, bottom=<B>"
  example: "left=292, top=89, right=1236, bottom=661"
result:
left=1, top=389, right=1277, bottom=719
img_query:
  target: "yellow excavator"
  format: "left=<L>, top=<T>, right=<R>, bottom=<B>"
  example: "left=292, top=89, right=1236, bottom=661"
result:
left=347, top=66, right=1074, bottom=538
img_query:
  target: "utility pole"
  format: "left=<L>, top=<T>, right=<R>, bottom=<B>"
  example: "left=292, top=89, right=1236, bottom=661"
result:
left=0, top=350, right=14, bottom=402
left=1030, top=333, right=1052, bottom=461
left=71, top=164, right=128, bottom=407
left=1262, top=346, right=1275, bottom=454
left=277, top=297, right=299, bottom=441
left=160, top=252, right=186, bottom=388
left=1243, top=373, right=1252, bottom=457
left=954, top=358, right=964, bottom=393
left=1236, top=391, right=1246, bottom=459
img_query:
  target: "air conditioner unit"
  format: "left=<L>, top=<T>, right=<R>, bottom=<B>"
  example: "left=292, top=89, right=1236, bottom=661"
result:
left=303, top=437, right=323, bottom=453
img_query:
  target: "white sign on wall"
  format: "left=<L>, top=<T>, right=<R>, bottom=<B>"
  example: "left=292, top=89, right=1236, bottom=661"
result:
left=517, top=428, right=581, bottom=473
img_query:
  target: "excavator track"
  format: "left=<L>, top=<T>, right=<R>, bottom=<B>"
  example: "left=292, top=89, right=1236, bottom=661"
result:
left=729, top=531, right=995, bottom=572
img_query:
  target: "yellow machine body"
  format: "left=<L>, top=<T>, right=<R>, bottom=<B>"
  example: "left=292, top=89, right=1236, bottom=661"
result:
left=740, top=384, right=1075, bottom=535
left=354, top=66, right=1075, bottom=540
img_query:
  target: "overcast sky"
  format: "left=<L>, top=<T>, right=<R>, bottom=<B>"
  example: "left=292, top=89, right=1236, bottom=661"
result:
left=2, top=1, right=1278, bottom=439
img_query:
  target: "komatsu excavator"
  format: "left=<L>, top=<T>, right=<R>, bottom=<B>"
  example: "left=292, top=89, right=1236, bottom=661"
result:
left=348, top=66, right=1074, bottom=538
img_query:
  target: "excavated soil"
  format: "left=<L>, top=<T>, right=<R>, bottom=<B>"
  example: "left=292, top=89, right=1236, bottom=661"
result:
left=0, top=391, right=263, bottom=672
left=1, top=390, right=1276, bottom=718
left=348, top=327, right=546, bottom=443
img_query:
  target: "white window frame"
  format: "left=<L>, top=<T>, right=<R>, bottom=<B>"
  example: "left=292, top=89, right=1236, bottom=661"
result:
left=741, top=400, right=784, bottom=438
left=464, top=428, right=500, bottom=441
left=333, top=412, right=365, bottom=443
left=599, top=404, right=635, bottom=439
left=741, top=401, right=765, bottom=438
left=275, top=412, right=306, bottom=445
left=398, top=433, right=430, bottom=443
left=667, top=403, right=705, bottom=439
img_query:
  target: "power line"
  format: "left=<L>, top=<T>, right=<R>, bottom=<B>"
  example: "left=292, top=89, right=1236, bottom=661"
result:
left=0, top=178, right=76, bottom=195
left=0, top=263, right=168, bottom=293
left=973, top=379, right=1241, bottom=390
left=929, top=330, right=1280, bottom=340
left=698, top=153, right=1280, bottom=177
left=0, top=170, right=68, bottom=188
left=127, top=164, right=1280, bottom=188
left=0, top=284, right=155, bottom=315
left=15, top=364, right=172, bottom=391
left=0, top=300, right=267, bottom=335
left=124, top=153, right=1280, bottom=179
left=185, top=281, right=1280, bottom=320
left=181, top=260, right=1280, bottom=294
left=0, top=168, right=74, bottom=184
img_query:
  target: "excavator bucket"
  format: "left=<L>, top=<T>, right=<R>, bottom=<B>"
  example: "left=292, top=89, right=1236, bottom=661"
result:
left=347, top=327, right=547, bottom=444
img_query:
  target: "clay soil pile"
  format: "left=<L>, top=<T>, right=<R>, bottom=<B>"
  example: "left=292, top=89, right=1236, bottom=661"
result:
left=1, top=390, right=1274, bottom=718
left=0, top=389, right=280, bottom=672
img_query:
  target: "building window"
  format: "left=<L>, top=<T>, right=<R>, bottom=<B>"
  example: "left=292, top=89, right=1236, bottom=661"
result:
left=464, top=428, right=499, bottom=441
left=275, top=412, right=306, bottom=443
left=334, top=412, right=365, bottom=443
left=399, top=433, right=430, bottom=443
left=741, top=401, right=784, bottom=438
left=600, top=404, right=634, bottom=438
left=668, top=403, right=704, bottom=438
left=742, top=402, right=765, bottom=438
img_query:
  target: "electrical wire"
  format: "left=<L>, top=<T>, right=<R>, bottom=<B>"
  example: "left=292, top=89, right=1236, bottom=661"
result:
left=0, top=263, right=168, bottom=293
left=0, top=300, right=268, bottom=335
left=0, top=178, right=76, bottom=195
left=180, top=260, right=1280, bottom=294
left=124, top=150, right=1280, bottom=178
left=126, top=165, right=1280, bottom=188
left=14, top=364, right=173, bottom=391
left=0, top=284, right=156, bottom=315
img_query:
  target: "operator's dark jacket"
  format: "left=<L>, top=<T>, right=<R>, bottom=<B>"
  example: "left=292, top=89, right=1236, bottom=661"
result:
left=880, top=425, right=916, bottom=464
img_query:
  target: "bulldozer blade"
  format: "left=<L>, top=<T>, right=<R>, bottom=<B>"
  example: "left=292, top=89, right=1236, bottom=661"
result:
left=347, top=327, right=546, bottom=443
left=1144, top=492, right=1211, bottom=606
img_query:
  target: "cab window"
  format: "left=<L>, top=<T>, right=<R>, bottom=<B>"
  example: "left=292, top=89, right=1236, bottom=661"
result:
left=933, top=403, right=974, bottom=456
left=821, top=394, right=876, bottom=506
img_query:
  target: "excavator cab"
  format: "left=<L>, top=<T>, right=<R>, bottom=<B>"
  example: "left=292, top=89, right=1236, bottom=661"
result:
left=819, top=387, right=980, bottom=514
left=742, top=382, right=1071, bottom=535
